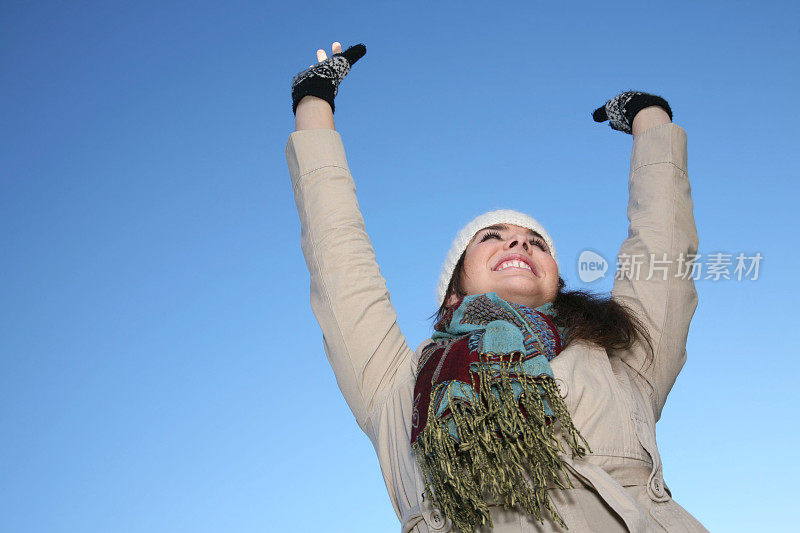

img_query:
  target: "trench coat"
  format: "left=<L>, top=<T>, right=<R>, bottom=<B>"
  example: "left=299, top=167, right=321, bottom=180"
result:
left=285, top=122, right=708, bottom=532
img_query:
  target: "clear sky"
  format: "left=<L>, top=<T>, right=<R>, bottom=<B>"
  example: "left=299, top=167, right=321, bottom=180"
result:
left=1, top=1, right=798, bottom=531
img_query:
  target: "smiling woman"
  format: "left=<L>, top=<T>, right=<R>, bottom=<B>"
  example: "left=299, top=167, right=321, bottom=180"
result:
left=286, top=41, right=707, bottom=532
left=435, top=217, right=653, bottom=360
left=452, top=222, right=559, bottom=309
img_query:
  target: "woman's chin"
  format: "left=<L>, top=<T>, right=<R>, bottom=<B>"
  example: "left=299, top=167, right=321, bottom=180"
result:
left=493, top=276, right=557, bottom=304
left=496, top=288, right=549, bottom=308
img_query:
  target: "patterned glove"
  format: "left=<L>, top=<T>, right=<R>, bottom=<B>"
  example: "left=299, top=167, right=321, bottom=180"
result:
left=592, top=91, right=673, bottom=134
left=291, top=43, right=367, bottom=115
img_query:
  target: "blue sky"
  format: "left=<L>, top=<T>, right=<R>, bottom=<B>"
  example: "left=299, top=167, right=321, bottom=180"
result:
left=1, top=1, right=798, bottom=531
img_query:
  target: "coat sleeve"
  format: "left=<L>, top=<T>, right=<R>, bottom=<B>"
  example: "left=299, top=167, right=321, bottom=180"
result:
left=286, top=128, right=416, bottom=436
left=609, top=122, right=699, bottom=421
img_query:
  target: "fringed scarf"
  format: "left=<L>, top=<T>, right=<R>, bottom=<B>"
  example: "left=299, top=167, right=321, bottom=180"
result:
left=410, top=292, right=590, bottom=532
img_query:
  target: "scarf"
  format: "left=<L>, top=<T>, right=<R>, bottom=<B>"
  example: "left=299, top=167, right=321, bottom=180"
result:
left=410, top=292, right=590, bottom=531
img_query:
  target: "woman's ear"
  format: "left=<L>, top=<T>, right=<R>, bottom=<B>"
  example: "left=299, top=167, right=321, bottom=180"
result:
left=445, top=293, right=460, bottom=308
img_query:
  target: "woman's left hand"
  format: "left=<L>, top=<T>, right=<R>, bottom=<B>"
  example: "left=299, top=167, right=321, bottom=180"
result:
left=592, top=91, right=672, bottom=134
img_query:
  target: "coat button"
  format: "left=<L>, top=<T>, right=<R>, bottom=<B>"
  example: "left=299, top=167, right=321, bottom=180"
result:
left=425, top=507, right=452, bottom=532
left=650, top=477, right=667, bottom=499
left=554, top=377, right=569, bottom=398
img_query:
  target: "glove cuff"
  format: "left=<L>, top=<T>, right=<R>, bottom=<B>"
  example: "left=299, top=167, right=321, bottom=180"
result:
left=292, top=76, right=336, bottom=115
left=624, top=93, right=673, bottom=125
left=594, top=91, right=673, bottom=134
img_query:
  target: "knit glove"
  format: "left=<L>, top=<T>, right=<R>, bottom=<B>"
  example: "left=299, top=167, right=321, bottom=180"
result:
left=592, top=91, right=673, bottom=134
left=291, top=43, right=366, bottom=115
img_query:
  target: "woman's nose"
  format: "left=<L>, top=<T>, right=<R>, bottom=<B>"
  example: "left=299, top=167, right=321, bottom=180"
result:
left=504, top=235, right=529, bottom=251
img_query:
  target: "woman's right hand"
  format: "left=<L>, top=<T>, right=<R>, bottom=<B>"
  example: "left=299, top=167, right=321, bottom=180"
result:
left=314, top=41, right=343, bottom=66
left=290, top=41, right=367, bottom=116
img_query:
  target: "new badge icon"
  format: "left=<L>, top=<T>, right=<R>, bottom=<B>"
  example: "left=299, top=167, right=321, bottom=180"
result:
left=577, top=250, right=608, bottom=283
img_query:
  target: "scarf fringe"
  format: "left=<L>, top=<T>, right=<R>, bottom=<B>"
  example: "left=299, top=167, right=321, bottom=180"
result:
left=412, top=350, right=591, bottom=532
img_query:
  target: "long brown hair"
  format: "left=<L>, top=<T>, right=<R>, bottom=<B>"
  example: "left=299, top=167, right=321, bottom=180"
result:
left=433, top=250, right=654, bottom=366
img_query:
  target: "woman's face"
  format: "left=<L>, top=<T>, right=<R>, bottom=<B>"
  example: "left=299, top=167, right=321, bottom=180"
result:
left=447, top=223, right=559, bottom=309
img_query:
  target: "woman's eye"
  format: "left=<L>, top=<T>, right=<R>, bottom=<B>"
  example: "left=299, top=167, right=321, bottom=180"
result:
left=480, top=231, right=501, bottom=242
left=530, top=239, right=547, bottom=252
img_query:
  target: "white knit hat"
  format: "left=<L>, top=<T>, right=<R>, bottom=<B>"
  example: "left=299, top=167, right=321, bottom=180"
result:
left=436, top=209, right=558, bottom=306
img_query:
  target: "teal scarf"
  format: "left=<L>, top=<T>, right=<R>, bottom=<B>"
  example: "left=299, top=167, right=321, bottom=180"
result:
left=411, top=293, right=590, bottom=531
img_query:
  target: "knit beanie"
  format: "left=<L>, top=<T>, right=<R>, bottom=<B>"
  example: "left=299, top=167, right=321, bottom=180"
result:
left=437, top=209, right=558, bottom=306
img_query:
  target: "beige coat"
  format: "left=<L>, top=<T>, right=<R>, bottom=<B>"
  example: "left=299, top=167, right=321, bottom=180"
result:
left=286, top=123, right=708, bottom=532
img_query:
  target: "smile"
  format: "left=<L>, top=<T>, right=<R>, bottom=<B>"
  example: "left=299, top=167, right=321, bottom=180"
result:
left=496, top=260, right=532, bottom=272
left=492, top=254, right=539, bottom=276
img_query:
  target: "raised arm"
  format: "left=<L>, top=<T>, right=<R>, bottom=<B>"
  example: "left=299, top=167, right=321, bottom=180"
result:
left=286, top=44, right=415, bottom=436
left=594, top=93, right=699, bottom=421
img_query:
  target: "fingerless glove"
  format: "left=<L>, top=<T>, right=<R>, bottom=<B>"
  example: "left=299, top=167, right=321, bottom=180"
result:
left=592, top=91, right=672, bottom=134
left=291, top=43, right=366, bottom=115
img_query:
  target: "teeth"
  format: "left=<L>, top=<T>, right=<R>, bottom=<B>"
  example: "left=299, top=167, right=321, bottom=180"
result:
left=497, top=260, right=532, bottom=272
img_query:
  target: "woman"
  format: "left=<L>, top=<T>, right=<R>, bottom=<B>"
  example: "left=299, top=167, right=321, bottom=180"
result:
left=286, top=41, right=707, bottom=532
